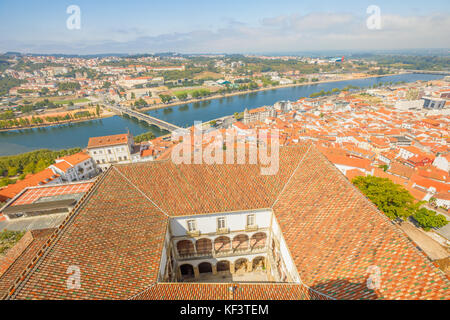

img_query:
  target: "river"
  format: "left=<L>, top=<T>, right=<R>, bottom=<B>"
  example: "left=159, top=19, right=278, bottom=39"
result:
left=0, top=73, right=443, bottom=156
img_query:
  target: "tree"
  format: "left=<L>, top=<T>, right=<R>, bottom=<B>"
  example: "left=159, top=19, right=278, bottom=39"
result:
left=159, top=94, right=173, bottom=104
left=413, top=208, right=448, bottom=231
left=352, top=176, right=419, bottom=220
left=134, top=131, right=156, bottom=143
left=7, top=167, right=18, bottom=177
left=40, top=87, right=50, bottom=96
left=96, top=105, right=101, bottom=116
left=23, top=162, right=35, bottom=174
left=175, top=92, right=188, bottom=101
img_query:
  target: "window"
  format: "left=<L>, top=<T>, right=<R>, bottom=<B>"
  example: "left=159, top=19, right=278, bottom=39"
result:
left=217, top=217, right=226, bottom=229
left=108, top=149, right=112, bottom=154
left=247, top=214, right=255, bottom=226
left=187, top=220, right=197, bottom=232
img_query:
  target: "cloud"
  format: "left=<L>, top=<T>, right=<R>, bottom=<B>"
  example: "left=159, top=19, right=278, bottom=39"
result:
left=1, top=12, right=449, bottom=54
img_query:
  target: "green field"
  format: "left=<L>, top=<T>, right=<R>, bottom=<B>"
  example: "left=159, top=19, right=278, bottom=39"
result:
left=52, top=98, right=90, bottom=105
left=172, top=87, right=204, bottom=96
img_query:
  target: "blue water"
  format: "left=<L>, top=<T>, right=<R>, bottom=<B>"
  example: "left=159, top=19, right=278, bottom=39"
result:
left=147, top=73, right=444, bottom=126
left=0, top=117, right=167, bottom=156
left=0, top=73, right=443, bottom=156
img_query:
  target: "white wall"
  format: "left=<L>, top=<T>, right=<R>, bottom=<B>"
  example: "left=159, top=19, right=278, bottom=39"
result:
left=271, top=214, right=300, bottom=283
left=170, top=209, right=272, bottom=237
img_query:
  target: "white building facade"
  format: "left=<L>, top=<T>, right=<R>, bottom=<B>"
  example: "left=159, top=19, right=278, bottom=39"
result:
left=158, top=209, right=300, bottom=284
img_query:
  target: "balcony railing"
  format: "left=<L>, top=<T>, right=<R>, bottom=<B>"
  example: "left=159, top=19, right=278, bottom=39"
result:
left=176, top=245, right=267, bottom=260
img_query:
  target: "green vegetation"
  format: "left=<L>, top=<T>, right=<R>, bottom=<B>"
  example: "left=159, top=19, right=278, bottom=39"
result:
left=352, top=176, right=420, bottom=220
left=412, top=208, right=448, bottom=231
left=134, top=98, right=147, bottom=107
left=310, top=88, right=341, bottom=98
left=0, top=148, right=82, bottom=186
left=57, top=82, right=81, bottom=91
left=370, top=55, right=450, bottom=71
left=134, top=131, right=156, bottom=143
left=191, top=89, right=211, bottom=98
left=159, top=94, right=173, bottom=104
left=175, top=92, right=188, bottom=101
left=0, top=230, right=26, bottom=255
left=234, top=112, right=243, bottom=121
left=0, top=76, right=25, bottom=96
left=52, top=98, right=89, bottom=105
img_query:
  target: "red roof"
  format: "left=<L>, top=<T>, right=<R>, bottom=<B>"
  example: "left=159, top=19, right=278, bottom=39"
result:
left=7, top=145, right=448, bottom=300
left=88, top=134, right=129, bottom=149
left=0, top=169, right=60, bottom=201
left=58, top=152, right=91, bottom=166
left=6, top=182, right=93, bottom=207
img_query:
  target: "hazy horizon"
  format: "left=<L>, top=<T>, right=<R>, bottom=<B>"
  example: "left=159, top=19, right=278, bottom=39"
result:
left=1, top=0, right=450, bottom=55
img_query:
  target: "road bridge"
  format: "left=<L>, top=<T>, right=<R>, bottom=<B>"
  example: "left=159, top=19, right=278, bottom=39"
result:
left=108, top=104, right=183, bottom=132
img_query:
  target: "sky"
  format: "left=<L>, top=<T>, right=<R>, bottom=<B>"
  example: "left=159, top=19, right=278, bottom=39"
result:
left=0, top=0, right=449, bottom=54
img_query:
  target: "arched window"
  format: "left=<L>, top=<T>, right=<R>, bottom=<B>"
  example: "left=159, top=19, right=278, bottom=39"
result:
left=251, top=232, right=267, bottom=249
left=198, top=262, right=213, bottom=274
left=180, top=264, right=194, bottom=278
left=196, top=238, right=212, bottom=255
left=232, top=234, right=249, bottom=251
left=177, top=240, right=195, bottom=256
left=214, top=236, right=231, bottom=252
left=234, top=258, right=248, bottom=272
left=252, top=256, right=265, bottom=270
left=216, top=260, right=230, bottom=272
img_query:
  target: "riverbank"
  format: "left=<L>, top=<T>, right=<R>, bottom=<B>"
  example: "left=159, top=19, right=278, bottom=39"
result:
left=0, top=72, right=443, bottom=157
left=137, top=73, right=406, bottom=112
left=0, top=111, right=115, bottom=133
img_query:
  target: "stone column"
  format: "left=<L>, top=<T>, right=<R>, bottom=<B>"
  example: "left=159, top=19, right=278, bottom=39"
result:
left=176, top=267, right=182, bottom=281
left=247, top=261, right=253, bottom=272
left=230, top=262, right=235, bottom=274
left=212, top=264, right=217, bottom=275
left=194, top=266, right=200, bottom=279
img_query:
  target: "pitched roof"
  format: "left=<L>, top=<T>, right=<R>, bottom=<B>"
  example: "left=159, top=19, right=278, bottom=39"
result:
left=0, top=229, right=55, bottom=298
left=0, top=169, right=60, bottom=201
left=5, top=182, right=93, bottom=207
left=87, top=133, right=129, bottom=149
left=5, top=145, right=449, bottom=300
left=58, top=152, right=91, bottom=166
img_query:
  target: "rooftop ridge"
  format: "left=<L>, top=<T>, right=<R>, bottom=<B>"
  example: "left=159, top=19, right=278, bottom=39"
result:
left=271, top=143, right=312, bottom=209
left=112, top=166, right=170, bottom=217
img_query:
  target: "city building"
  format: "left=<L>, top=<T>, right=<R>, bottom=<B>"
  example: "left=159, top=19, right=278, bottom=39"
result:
left=0, top=181, right=93, bottom=220
left=243, top=107, right=276, bottom=125
left=49, top=152, right=97, bottom=182
left=0, top=169, right=61, bottom=203
left=87, top=133, right=137, bottom=171
left=423, top=97, right=446, bottom=110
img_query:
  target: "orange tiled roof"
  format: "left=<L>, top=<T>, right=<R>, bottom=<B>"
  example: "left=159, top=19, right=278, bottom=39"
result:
left=58, top=152, right=91, bottom=166
left=0, top=169, right=60, bottom=201
left=6, top=144, right=449, bottom=300
left=6, top=182, right=93, bottom=207
left=88, top=133, right=129, bottom=149
left=0, top=229, right=55, bottom=298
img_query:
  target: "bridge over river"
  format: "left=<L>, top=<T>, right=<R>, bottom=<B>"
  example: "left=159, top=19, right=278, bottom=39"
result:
left=108, top=104, right=183, bottom=132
